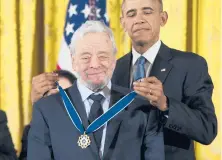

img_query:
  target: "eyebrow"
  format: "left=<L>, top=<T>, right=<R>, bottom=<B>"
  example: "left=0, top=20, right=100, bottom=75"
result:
left=142, top=7, right=154, bottom=11
left=98, top=51, right=110, bottom=55
left=80, top=52, right=91, bottom=56
left=126, top=7, right=154, bottom=15
left=126, top=9, right=136, bottom=15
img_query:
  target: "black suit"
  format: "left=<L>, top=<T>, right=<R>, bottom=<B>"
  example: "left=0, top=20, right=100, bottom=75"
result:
left=28, top=82, right=164, bottom=160
left=111, top=42, right=217, bottom=160
left=19, top=125, right=30, bottom=160
left=0, top=110, right=17, bottom=160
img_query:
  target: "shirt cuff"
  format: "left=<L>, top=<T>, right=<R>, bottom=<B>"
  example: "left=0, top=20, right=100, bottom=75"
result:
left=159, top=96, right=169, bottom=125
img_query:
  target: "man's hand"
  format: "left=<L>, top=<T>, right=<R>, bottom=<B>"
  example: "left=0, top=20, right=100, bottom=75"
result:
left=31, top=72, right=59, bottom=104
left=133, top=76, right=168, bottom=111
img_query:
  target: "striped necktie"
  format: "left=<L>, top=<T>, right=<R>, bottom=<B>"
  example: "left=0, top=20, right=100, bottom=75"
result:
left=88, top=94, right=104, bottom=149
left=133, top=56, right=147, bottom=81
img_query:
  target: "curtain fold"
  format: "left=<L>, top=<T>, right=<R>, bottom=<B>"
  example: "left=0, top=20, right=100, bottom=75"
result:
left=191, top=1, right=221, bottom=159
left=107, top=0, right=131, bottom=59
left=0, top=0, right=68, bottom=153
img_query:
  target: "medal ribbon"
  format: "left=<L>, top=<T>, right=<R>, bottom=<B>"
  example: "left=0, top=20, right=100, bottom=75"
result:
left=56, top=82, right=137, bottom=134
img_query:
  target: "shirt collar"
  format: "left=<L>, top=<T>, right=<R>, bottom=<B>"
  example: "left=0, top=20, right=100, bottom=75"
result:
left=132, top=40, right=161, bottom=65
left=77, top=79, right=111, bottom=102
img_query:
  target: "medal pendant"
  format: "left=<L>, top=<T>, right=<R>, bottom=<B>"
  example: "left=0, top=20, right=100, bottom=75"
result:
left=77, top=133, right=91, bottom=149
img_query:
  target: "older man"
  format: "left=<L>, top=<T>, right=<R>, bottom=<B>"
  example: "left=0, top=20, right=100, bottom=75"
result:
left=28, top=21, right=164, bottom=160
left=30, top=0, right=217, bottom=160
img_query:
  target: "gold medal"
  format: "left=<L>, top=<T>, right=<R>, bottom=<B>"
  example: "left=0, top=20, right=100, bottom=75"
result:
left=57, top=82, right=136, bottom=150
left=77, top=133, right=91, bottom=149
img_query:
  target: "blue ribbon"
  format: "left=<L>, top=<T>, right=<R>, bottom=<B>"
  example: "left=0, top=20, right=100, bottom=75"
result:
left=56, top=82, right=137, bottom=135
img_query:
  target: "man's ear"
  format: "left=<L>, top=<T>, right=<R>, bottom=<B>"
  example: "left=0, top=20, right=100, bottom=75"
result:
left=112, top=57, right=117, bottom=71
left=71, top=55, right=77, bottom=71
left=120, top=17, right=127, bottom=32
left=160, top=11, right=168, bottom=27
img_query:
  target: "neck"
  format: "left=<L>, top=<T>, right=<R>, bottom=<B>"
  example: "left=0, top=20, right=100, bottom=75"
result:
left=132, top=39, right=159, bottom=54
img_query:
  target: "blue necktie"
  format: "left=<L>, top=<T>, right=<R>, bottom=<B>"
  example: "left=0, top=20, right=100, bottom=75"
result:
left=134, top=56, right=147, bottom=81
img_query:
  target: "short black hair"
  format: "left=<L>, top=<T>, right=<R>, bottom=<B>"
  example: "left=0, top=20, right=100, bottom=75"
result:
left=122, top=0, right=163, bottom=13
left=54, top=70, right=76, bottom=84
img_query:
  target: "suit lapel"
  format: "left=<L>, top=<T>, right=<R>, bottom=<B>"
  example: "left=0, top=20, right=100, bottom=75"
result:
left=102, top=85, right=151, bottom=158
left=115, top=42, right=173, bottom=86
left=115, top=53, right=132, bottom=88
left=66, top=82, right=100, bottom=158
left=103, top=85, right=128, bottom=158
left=103, top=42, right=173, bottom=158
left=149, top=42, right=173, bottom=84
left=67, top=82, right=89, bottom=129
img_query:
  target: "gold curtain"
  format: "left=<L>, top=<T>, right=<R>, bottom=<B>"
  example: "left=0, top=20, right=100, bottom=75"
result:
left=160, top=1, right=221, bottom=159
left=107, top=0, right=131, bottom=59
left=0, top=0, right=69, bottom=153
left=0, top=0, right=221, bottom=159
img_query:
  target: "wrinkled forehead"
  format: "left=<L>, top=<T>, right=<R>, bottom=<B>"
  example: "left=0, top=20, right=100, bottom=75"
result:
left=75, top=32, right=114, bottom=55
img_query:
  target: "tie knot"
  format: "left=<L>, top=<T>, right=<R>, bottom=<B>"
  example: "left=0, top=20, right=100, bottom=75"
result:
left=136, top=56, right=146, bottom=65
left=89, top=94, right=104, bottom=103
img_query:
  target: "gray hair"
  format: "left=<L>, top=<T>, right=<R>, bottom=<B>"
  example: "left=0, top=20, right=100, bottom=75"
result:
left=69, top=20, right=117, bottom=55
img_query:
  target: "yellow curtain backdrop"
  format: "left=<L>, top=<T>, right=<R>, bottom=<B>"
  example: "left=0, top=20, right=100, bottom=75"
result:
left=107, top=0, right=131, bottom=59
left=0, top=0, right=69, bottom=153
left=0, top=0, right=221, bottom=159
left=160, top=1, right=221, bottom=159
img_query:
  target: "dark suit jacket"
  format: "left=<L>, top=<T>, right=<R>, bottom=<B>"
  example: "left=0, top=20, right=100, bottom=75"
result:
left=28, top=82, right=164, bottom=160
left=19, top=125, right=30, bottom=160
left=111, top=42, right=217, bottom=160
left=0, top=110, right=17, bottom=160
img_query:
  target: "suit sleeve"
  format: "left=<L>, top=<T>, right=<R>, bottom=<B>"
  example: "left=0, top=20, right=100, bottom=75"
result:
left=0, top=111, right=17, bottom=160
left=143, top=110, right=165, bottom=160
left=18, top=125, right=30, bottom=160
left=164, top=56, right=217, bottom=144
left=27, top=105, right=54, bottom=160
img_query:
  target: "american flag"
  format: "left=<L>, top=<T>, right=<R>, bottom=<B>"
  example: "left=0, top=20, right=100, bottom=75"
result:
left=57, top=0, right=109, bottom=70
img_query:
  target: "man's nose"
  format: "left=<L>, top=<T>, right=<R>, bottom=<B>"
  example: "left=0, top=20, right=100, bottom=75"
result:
left=89, top=55, right=100, bottom=68
left=134, top=14, right=146, bottom=25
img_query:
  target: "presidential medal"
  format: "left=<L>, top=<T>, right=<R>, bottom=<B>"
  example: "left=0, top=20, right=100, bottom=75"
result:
left=57, top=82, right=137, bottom=150
left=77, top=133, right=91, bottom=149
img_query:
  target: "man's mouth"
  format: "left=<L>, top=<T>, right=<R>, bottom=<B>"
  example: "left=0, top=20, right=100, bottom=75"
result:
left=86, top=72, right=105, bottom=77
left=133, top=28, right=149, bottom=33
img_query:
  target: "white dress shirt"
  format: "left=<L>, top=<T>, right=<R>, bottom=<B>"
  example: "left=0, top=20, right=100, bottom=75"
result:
left=130, top=40, right=161, bottom=84
left=77, top=80, right=111, bottom=157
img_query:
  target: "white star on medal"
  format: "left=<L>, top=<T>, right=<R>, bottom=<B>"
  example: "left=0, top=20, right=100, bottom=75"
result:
left=77, top=133, right=91, bottom=149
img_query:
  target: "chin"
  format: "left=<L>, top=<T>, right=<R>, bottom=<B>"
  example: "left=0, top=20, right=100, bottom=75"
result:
left=88, top=77, right=104, bottom=84
left=87, top=82, right=106, bottom=92
left=85, top=77, right=110, bottom=92
left=91, top=80, right=104, bottom=85
left=134, top=40, right=149, bottom=46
